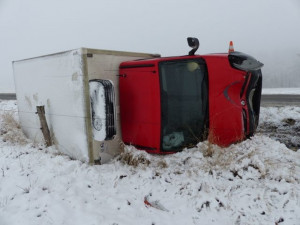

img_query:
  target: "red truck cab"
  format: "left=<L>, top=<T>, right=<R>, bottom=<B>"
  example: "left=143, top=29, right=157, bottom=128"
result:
left=119, top=38, right=263, bottom=153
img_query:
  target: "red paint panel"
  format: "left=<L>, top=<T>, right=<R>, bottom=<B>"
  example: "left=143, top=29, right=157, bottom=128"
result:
left=119, top=64, right=161, bottom=152
left=119, top=54, right=253, bottom=151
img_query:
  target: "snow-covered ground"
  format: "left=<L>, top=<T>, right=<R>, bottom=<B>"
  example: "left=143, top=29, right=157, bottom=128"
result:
left=259, top=106, right=300, bottom=150
left=0, top=100, right=299, bottom=225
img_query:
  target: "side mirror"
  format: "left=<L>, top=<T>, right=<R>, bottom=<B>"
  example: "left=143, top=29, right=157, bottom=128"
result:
left=89, top=79, right=116, bottom=141
left=187, top=37, right=199, bottom=56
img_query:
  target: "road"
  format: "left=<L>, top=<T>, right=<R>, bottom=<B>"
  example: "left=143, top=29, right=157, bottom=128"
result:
left=0, top=93, right=299, bottom=106
left=0, top=93, right=16, bottom=100
left=261, top=94, right=300, bottom=106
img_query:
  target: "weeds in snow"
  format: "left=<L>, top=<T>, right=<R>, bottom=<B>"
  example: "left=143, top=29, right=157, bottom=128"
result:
left=0, top=112, right=28, bottom=145
left=118, top=146, right=151, bottom=167
left=16, top=185, right=31, bottom=194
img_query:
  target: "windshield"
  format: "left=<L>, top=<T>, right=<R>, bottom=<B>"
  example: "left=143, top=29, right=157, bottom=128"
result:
left=159, top=59, right=208, bottom=151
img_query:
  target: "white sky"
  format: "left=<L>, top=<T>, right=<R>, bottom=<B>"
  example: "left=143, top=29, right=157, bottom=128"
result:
left=1, top=0, right=300, bottom=92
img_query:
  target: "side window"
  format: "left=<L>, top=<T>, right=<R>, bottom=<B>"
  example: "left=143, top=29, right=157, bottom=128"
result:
left=89, top=79, right=116, bottom=141
left=159, top=59, right=208, bottom=151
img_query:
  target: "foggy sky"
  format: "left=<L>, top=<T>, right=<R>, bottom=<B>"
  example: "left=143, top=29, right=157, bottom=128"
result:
left=1, top=0, right=300, bottom=92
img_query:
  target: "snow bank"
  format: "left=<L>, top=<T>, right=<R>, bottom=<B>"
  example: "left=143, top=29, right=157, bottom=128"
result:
left=0, top=100, right=27, bottom=144
left=259, top=106, right=300, bottom=150
left=0, top=101, right=299, bottom=225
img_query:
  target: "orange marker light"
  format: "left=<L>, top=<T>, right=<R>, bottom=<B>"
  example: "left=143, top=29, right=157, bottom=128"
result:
left=228, top=41, right=234, bottom=53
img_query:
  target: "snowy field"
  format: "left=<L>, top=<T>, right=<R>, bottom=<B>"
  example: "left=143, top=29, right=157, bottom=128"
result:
left=0, top=100, right=299, bottom=225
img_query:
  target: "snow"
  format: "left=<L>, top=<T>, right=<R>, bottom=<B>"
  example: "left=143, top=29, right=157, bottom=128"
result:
left=260, top=106, right=300, bottom=124
left=0, top=100, right=300, bottom=225
left=262, top=88, right=300, bottom=95
left=259, top=106, right=300, bottom=150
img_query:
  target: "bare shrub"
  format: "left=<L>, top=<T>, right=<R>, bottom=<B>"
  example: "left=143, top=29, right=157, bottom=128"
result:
left=156, top=159, right=168, bottom=168
left=0, top=112, right=28, bottom=145
left=202, top=141, right=215, bottom=157
left=117, top=146, right=151, bottom=167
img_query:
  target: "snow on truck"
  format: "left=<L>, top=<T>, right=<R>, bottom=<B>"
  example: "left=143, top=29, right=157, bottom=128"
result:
left=13, top=38, right=263, bottom=164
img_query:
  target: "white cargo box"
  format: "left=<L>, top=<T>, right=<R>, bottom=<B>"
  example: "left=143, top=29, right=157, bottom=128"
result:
left=13, top=48, right=159, bottom=164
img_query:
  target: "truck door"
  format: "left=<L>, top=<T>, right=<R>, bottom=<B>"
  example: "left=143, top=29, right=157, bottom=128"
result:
left=119, top=64, right=161, bottom=152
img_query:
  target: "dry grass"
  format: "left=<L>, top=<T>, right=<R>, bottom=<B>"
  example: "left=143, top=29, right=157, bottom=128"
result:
left=118, top=148, right=151, bottom=168
left=198, top=143, right=235, bottom=171
left=0, top=112, right=28, bottom=145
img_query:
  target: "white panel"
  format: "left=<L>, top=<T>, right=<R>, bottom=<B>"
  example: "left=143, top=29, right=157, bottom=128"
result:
left=13, top=49, right=89, bottom=162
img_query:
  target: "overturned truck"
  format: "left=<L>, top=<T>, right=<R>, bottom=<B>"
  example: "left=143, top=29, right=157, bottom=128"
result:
left=13, top=38, right=263, bottom=164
